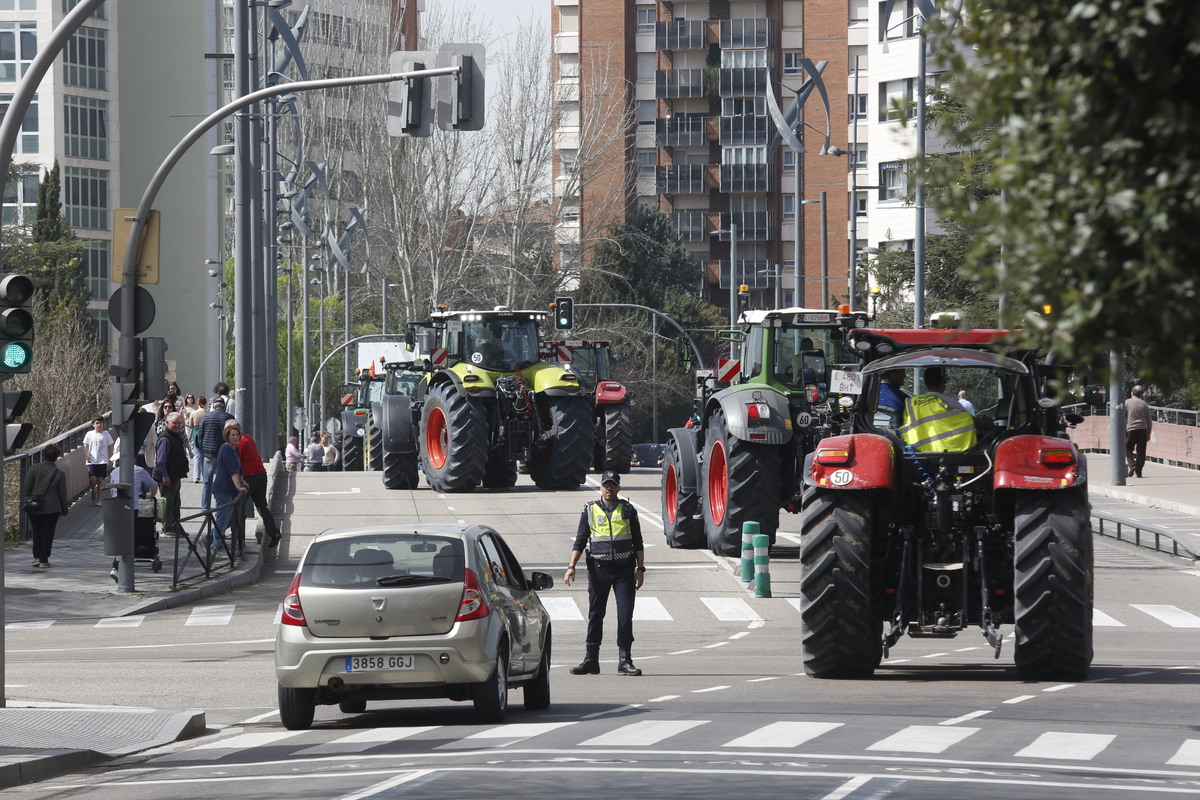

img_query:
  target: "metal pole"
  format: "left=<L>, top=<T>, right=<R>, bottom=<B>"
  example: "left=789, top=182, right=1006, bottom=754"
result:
left=729, top=223, right=739, bottom=361
left=1110, top=350, right=1126, bottom=487
left=381, top=277, right=388, bottom=335
left=301, top=235, right=310, bottom=444
left=795, top=154, right=804, bottom=307
left=651, top=312, right=658, bottom=442
left=913, top=27, right=928, bottom=328
left=849, top=55, right=861, bottom=310
left=319, top=272, right=326, bottom=434
left=819, top=190, right=828, bottom=306
left=285, top=265, right=293, bottom=438
left=233, top=0, right=254, bottom=436
left=344, top=267, right=351, bottom=384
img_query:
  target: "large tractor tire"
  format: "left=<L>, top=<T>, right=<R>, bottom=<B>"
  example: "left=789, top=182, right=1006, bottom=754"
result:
left=662, top=437, right=704, bottom=548
left=340, top=410, right=364, bottom=472
left=382, top=451, right=420, bottom=489
left=700, top=407, right=782, bottom=556
left=482, top=450, right=518, bottom=488
left=596, top=401, right=633, bottom=474
left=1012, top=490, right=1093, bottom=681
left=529, top=395, right=594, bottom=490
left=420, top=384, right=488, bottom=493
left=799, top=488, right=883, bottom=678
left=368, top=403, right=384, bottom=471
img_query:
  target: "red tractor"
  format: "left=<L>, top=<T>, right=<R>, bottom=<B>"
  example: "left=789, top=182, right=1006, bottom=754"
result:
left=800, top=322, right=1093, bottom=681
left=543, top=339, right=634, bottom=474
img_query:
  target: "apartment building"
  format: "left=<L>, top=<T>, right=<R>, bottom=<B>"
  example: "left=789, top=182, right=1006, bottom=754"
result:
left=552, top=0, right=941, bottom=315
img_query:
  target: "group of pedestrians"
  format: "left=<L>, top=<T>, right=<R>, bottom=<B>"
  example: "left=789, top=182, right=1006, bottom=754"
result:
left=284, top=433, right=340, bottom=471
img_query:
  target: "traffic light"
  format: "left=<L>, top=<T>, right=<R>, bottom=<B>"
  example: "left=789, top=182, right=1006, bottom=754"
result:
left=387, top=50, right=435, bottom=138
left=554, top=297, right=574, bottom=330
left=142, top=337, right=167, bottom=401
left=0, top=273, right=34, bottom=375
left=437, top=44, right=486, bottom=131
left=112, top=381, right=140, bottom=426
left=2, top=389, right=32, bottom=455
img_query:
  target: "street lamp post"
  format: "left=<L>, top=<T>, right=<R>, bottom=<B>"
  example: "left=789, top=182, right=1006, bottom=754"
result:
left=709, top=223, right=739, bottom=358
left=381, top=280, right=403, bottom=335
left=800, top=195, right=829, bottom=306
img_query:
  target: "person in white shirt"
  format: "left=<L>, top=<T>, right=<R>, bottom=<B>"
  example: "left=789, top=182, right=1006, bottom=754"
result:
left=956, top=390, right=977, bottom=416
left=83, top=417, right=115, bottom=506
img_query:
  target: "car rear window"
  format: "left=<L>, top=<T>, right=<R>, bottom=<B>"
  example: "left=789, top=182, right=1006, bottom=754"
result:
left=301, top=535, right=465, bottom=588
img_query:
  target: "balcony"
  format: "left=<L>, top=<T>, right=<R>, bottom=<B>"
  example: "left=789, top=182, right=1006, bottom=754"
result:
left=672, top=210, right=709, bottom=242
left=719, top=18, right=774, bottom=49
left=720, top=211, right=772, bottom=241
left=656, top=68, right=704, bottom=99
left=720, top=163, right=770, bottom=193
left=718, top=259, right=773, bottom=290
left=656, top=114, right=708, bottom=147
left=657, top=164, right=707, bottom=195
left=719, top=115, right=769, bottom=146
left=656, top=19, right=706, bottom=51
left=720, top=67, right=768, bottom=97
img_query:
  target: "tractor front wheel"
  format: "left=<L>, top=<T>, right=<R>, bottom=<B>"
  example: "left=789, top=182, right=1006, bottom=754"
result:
left=419, top=384, right=487, bottom=492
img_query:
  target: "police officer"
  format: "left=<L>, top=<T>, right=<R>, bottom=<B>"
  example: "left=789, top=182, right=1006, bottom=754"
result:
left=564, top=470, right=646, bottom=676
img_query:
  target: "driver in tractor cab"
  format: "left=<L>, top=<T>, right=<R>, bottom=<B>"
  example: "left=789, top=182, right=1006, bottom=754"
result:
left=898, top=367, right=977, bottom=452
left=479, top=323, right=517, bottom=370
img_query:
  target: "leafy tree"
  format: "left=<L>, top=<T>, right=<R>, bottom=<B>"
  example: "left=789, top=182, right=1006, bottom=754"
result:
left=929, top=0, right=1200, bottom=381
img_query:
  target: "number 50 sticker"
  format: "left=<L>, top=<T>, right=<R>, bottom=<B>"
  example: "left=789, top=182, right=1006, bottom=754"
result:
left=829, top=469, right=854, bottom=486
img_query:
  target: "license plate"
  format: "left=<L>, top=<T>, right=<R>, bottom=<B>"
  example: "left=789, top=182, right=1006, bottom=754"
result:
left=344, top=654, right=415, bottom=672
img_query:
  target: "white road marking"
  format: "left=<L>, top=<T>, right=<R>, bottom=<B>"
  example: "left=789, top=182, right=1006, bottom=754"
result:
left=437, top=722, right=577, bottom=750
left=1003, top=695, right=1036, bottom=704
left=540, top=596, right=584, bottom=620
left=1042, top=684, right=1074, bottom=692
left=701, top=597, right=762, bottom=621
left=940, top=710, right=991, bottom=725
left=1092, top=608, right=1125, bottom=627
left=691, top=685, right=729, bottom=694
left=866, top=725, right=979, bottom=753
left=5, top=620, right=54, bottom=629
left=1167, top=739, right=1200, bottom=766
left=1131, top=604, right=1200, bottom=628
left=96, top=616, right=145, bottom=628
left=632, top=596, right=673, bottom=621
left=185, top=604, right=236, bottom=626
left=723, top=720, right=843, bottom=748
left=296, top=726, right=441, bottom=756
left=578, top=720, right=707, bottom=747
left=334, top=770, right=433, bottom=800
left=171, top=730, right=304, bottom=760
left=818, top=776, right=872, bottom=800
left=1014, top=731, right=1115, bottom=760
left=302, top=488, right=362, bottom=496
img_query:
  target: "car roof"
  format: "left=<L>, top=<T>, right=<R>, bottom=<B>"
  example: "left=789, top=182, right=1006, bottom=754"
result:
left=862, top=348, right=1029, bottom=376
left=310, top=523, right=493, bottom=543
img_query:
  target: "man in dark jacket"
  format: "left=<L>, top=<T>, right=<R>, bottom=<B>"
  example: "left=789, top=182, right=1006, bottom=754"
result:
left=154, top=412, right=191, bottom=534
left=197, top=397, right=234, bottom=512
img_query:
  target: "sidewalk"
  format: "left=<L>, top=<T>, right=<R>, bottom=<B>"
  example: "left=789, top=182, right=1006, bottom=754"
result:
left=1, top=462, right=284, bottom=788
left=1083, top=451, right=1200, bottom=517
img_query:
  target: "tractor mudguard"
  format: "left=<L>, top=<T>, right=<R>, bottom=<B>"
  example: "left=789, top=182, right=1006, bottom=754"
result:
left=665, top=427, right=701, bottom=496
left=993, top=435, right=1085, bottom=489
left=382, top=393, right=417, bottom=453
left=806, top=433, right=897, bottom=490
left=528, top=362, right=585, bottom=395
left=594, top=381, right=628, bottom=405
left=709, top=387, right=795, bottom=446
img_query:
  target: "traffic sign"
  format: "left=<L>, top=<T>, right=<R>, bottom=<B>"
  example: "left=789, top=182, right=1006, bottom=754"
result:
left=717, top=358, right=739, bottom=382
left=106, top=285, right=156, bottom=335
left=112, top=209, right=161, bottom=285
left=340, top=392, right=355, bottom=406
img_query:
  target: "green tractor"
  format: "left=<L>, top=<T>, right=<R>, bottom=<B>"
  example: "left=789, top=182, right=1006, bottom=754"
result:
left=401, top=307, right=595, bottom=492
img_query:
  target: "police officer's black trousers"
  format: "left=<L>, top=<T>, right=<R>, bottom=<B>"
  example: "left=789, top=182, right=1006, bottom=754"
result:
left=585, top=555, right=636, bottom=649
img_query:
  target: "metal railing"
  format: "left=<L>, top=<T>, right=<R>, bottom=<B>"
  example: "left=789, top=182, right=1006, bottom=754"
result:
left=167, top=494, right=249, bottom=589
left=6, top=413, right=109, bottom=540
left=1092, top=508, right=1198, bottom=561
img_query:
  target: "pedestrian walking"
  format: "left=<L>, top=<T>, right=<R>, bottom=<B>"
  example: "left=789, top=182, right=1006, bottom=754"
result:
left=24, top=444, right=68, bottom=568
left=212, top=421, right=249, bottom=550
left=232, top=420, right=282, bottom=548
left=285, top=436, right=303, bottom=472
left=1126, top=384, right=1153, bottom=478
left=197, top=397, right=235, bottom=512
left=564, top=470, right=646, bottom=676
left=83, top=416, right=114, bottom=506
left=323, top=436, right=341, bottom=471
left=153, top=412, right=190, bottom=535
left=305, top=435, right=323, bottom=471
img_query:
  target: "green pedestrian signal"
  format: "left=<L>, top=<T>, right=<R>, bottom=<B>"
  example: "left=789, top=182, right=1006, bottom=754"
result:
left=0, top=274, right=34, bottom=374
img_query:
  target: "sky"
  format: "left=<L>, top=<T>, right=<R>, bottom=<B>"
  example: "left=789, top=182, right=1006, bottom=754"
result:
left=438, top=0, right=550, bottom=38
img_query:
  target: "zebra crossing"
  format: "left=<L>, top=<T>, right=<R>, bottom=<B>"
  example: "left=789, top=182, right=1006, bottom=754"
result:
left=7, top=598, right=1200, bottom=630
left=158, top=716, right=1200, bottom=771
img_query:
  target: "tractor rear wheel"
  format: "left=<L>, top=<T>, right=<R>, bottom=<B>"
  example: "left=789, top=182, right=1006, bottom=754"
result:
left=382, top=450, right=420, bottom=489
left=800, top=488, right=882, bottom=678
left=1012, top=490, right=1093, bottom=681
left=420, top=384, right=487, bottom=492
left=662, top=437, right=703, bottom=548
left=700, top=407, right=781, bottom=556
left=597, top=401, right=633, bottom=474
left=341, top=435, right=364, bottom=472
left=368, top=404, right=383, bottom=471
left=529, top=395, right=594, bottom=490
left=482, top=450, right=518, bottom=488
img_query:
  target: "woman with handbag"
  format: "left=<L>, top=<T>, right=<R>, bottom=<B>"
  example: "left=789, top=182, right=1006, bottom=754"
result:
left=23, top=443, right=68, bottom=568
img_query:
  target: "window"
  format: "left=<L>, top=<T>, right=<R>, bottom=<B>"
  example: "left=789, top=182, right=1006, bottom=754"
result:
left=636, top=6, right=655, bottom=32
left=558, top=6, right=579, bottom=34
left=63, top=0, right=105, bottom=16
left=2, top=0, right=36, bottom=10
left=0, top=22, right=36, bottom=82
left=1, top=169, right=36, bottom=226
left=64, top=95, right=108, bottom=160
left=850, top=144, right=867, bottom=169
left=850, top=93, right=867, bottom=121
left=783, top=194, right=795, bottom=222
left=879, top=161, right=907, bottom=201
left=854, top=190, right=868, bottom=217
left=0, top=93, right=37, bottom=153
left=848, top=46, right=867, bottom=74
left=722, top=96, right=766, bottom=117
left=559, top=149, right=579, bottom=176
left=782, top=50, right=803, bottom=76
left=637, top=99, right=656, bottom=125
left=636, top=148, right=656, bottom=176
left=64, top=26, right=106, bottom=90
left=721, top=49, right=768, bottom=69
left=82, top=241, right=109, bottom=300
left=64, top=166, right=109, bottom=230
left=557, top=53, right=579, bottom=81
left=722, top=145, right=766, bottom=165
left=782, top=150, right=796, bottom=174
left=558, top=101, right=580, bottom=128
left=879, top=0, right=915, bottom=41
left=879, top=78, right=915, bottom=122
left=636, top=52, right=656, bottom=80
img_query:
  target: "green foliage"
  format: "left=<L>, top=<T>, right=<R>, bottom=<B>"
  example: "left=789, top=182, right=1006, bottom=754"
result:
left=930, top=0, right=1200, bottom=381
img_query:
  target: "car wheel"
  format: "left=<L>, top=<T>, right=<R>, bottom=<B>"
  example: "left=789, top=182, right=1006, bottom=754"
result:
left=278, top=684, right=316, bottom=730
left=473, top=642, right=509, bottom=723
left=523, top=636, right=551, bottom=711
left=338, top=699, right=366, bottom=714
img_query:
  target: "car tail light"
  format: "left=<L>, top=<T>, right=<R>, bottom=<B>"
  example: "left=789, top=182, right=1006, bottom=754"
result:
left=281, top=573, right=305, bottom=627
left=456, top=568, right=489, bottom=622
left=1040, top=448, right=1075, bottom=466
left=816, top=448, right=851, bottom=465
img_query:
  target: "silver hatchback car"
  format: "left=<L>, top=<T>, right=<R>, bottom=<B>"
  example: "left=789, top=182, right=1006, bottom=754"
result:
left=274, top=523, right=553, bottom=729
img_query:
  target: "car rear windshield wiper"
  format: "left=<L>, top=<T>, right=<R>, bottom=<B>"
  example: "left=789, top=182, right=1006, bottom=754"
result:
left=375, top=574, right=458, bottom=586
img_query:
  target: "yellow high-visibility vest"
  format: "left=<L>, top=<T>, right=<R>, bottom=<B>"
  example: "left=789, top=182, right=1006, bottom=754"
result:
left=899, top=394, right=977, bottom=452
left=587, top=500, right=634, bottom=559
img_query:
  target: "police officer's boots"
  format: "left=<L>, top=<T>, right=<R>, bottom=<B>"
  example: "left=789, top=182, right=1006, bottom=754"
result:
left=617, top=648, right=642, bottom=677
left=570, top=645, right=600, bottom=675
